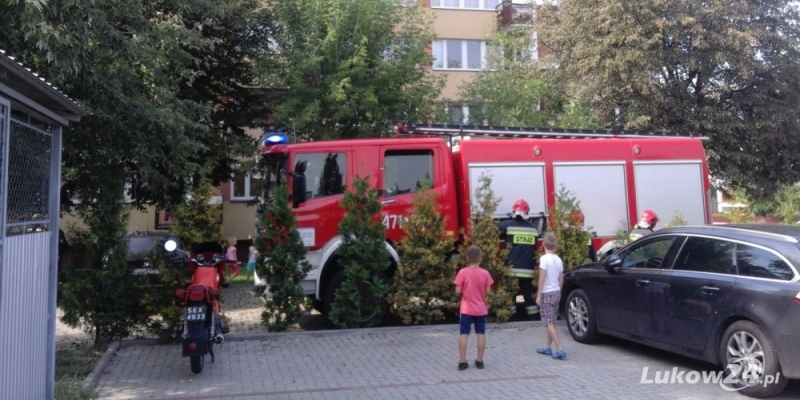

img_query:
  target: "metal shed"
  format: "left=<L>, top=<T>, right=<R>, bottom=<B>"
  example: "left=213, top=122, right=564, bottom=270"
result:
left=0, top=50, right=87, bottom=399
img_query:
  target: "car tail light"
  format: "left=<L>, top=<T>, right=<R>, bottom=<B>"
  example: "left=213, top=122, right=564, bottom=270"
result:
left=174, top=289, right=185, bottom=298
left=210, top=288, right=220, bottom=296
left=188, top=287, right=206, bottom=302
left=795, top=292, right=800, bottom=304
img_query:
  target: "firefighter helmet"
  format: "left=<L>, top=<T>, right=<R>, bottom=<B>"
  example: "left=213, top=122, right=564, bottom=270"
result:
left=638, top=209, right=659, bottom=229
left=512, top=199, right=530, bottom=219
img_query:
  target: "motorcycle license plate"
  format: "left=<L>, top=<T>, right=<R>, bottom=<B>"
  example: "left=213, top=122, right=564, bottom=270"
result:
left=185, top=305, right=207, bottom=322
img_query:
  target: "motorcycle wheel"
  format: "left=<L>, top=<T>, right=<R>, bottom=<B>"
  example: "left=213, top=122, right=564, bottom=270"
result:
left=190, top=355, right=204, bottom=374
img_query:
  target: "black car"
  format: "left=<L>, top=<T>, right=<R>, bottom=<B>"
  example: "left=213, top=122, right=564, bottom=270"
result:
left=127, top=232, right=182, bottom=284
left=560, top=224, right=800, bottom=398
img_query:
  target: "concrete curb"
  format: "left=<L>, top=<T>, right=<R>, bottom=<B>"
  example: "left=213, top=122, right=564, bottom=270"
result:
left=83, top=339, right=120, bottom=389
left=117, top=319, right=566, bottom=347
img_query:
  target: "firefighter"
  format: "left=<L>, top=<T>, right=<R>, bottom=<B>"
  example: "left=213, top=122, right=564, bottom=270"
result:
left=498, top=199, right=540, bottom=317
left=571, top=210, right=597, bottom=263
left=629, top=210, right=659, bottom=242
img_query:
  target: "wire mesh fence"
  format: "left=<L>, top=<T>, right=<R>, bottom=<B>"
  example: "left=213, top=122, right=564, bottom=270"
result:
left=6, top=117, right=52, bottom=236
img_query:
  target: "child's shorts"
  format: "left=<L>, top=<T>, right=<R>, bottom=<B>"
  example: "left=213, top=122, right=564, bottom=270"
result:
left=540, top=291, right=561, bottom=326
left=459, top=314, right=487, bottom=335
left=246, top=262, right=255, bottom=271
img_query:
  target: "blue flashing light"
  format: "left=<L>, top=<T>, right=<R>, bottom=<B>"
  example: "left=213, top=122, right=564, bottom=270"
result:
left=264, top=133, right=288, bottom=145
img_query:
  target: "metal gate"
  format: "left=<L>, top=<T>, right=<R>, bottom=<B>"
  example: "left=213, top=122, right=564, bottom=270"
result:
left=0, top=97, right=61, bottom=399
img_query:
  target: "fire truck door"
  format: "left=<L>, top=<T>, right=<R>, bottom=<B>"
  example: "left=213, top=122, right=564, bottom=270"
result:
left=379, top=148, right=436, bottom=235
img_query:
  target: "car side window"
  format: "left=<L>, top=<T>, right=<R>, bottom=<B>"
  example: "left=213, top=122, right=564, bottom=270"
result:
left=736, top=244, right=795, bottom=281
left=620, top=237, right=677, bottom=269
left=674, top=237, right=735, bottom=274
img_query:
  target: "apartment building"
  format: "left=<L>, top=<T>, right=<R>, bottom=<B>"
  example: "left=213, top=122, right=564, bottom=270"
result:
left=426, top=0, right=540, bottom=124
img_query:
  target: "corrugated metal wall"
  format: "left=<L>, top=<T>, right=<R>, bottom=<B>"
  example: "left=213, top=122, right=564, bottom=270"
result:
left=0, top=98, right=59, bottom=399
left=0, top=233, right=50, bottom=399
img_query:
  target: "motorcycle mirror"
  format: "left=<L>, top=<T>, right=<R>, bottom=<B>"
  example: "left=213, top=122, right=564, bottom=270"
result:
left=164, top=239, right=178, bottom=252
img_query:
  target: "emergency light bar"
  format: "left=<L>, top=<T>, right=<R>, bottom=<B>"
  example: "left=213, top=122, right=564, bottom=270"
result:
left=263, top=133, right=288, bottom=145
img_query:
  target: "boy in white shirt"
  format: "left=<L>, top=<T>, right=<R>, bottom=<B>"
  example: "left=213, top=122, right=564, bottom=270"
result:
left=536, top=232, right=566, bottom=359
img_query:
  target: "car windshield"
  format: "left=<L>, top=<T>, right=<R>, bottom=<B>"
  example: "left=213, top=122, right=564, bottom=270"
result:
left=127, top=236, right=174, bottom=260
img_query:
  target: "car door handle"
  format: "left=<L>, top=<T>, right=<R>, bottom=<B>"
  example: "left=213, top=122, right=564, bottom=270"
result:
left=636, top=279, right=651, bottom=286
left=701, top=285, right=720, bottom=294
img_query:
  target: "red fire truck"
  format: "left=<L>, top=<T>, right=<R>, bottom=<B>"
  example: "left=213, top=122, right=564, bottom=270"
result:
left=256, top=124, right=711, bottom=315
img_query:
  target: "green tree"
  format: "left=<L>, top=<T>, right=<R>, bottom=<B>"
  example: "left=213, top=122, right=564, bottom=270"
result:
left=460, top=24, right=597, bottom=128
left=388, top=182, right=457, bottom=325
left=536, top=0, right=800, bottom=196
left=260, top=0, right=444, bottom=139
left=329, top=176, right=391, bottom=328
left=463, top=173, right=515, bottom=322
left=545, top=186, right=592, bottom=272
left=773, top=184, right=800, bottom=224
left=0, top=0, right=273, bottom=208
left=665, top=210, right=688, bottom=227
left=59, top=183, right=145, bottom=345
left=254, top=175, right=312, bottom=332
left=144, top=179, right=224, bottom=342
left=169, top=180, right=225, bottom=247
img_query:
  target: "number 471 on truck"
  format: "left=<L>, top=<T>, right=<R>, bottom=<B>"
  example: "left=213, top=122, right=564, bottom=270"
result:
left=254, top=123, right=711, bottom=320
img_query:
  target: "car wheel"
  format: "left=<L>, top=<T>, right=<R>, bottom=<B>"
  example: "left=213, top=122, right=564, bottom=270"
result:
left=719, top=321, right=787, bottom=398
left=566, top=289, right=600, bottom=344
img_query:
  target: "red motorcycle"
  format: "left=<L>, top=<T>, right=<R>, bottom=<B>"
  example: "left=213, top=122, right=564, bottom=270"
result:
left=164, top=240, right=230, bottom=373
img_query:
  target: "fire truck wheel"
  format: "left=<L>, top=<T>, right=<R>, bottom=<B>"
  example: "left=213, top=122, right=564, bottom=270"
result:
left=322, top=270, right=344, bottom=317
left=322, top=269, right=389, bottom=324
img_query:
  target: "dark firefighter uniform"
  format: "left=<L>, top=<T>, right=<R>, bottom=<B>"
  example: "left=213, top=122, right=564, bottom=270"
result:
left=629, top=226, right=654, bottom=242
left=498, top=218, right=540, bottom=316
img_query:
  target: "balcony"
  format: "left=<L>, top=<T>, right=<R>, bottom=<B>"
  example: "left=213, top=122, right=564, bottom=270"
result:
left=496, top=0, right=535, bottom=29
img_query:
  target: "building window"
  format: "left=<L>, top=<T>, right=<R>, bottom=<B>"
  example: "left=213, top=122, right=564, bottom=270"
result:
left=231, top=172, right=262, bottom=200
left=432, top=40, right=488, bottom=70
left=431, top=0, right=498, bottom=9
left=446, top=104, right=470, bottom=124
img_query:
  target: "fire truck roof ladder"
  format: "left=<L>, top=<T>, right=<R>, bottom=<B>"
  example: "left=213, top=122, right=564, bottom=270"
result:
left=397, top=123, right=709, bottom=141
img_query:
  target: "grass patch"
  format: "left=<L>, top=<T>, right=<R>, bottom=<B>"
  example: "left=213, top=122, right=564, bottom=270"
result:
left=229, top=272, right=254, bottom=284
left=55, top=345, right=103, bottom=400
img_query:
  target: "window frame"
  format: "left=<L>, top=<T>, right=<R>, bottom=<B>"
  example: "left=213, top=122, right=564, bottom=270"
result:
left=667, top=234, right=800, bottom=281
left=292, top=151, right=349, bottom=200
left=382, top=149, right=435, bottom=197
left=618, top=236, right=680, bottom=270
left=431, top=0, right=499, bottom=10
left=735, top=241, right=798, bottom=282
left=432, top=39, right=490, bottom=71
left=671, top=236, right=736, bottom=275
left=230, top=171, right=262, bottom=201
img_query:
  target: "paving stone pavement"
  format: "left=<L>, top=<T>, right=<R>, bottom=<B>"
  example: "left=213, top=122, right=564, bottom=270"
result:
left=56, top=283, right=270, bottom=349
left=94, top=321, right=800, bottom=400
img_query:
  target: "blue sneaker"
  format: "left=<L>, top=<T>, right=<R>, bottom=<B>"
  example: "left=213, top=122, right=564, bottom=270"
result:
left=552, top=349, right=567, bottom=360
left=536, top=348, right=552, bottom=356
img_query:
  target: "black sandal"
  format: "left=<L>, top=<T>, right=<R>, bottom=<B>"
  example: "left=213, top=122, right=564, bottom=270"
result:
left=458, top=362, right=468, bottom=371
left=475, top=360, right=484, bottom=369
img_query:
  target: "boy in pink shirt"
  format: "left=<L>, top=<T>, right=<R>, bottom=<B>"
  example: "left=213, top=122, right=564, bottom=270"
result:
left=453, top=245, right=494, bottom=371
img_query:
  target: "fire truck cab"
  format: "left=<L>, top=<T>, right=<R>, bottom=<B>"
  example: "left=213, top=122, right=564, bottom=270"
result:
left=257, top=124, right=711, bottom=315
